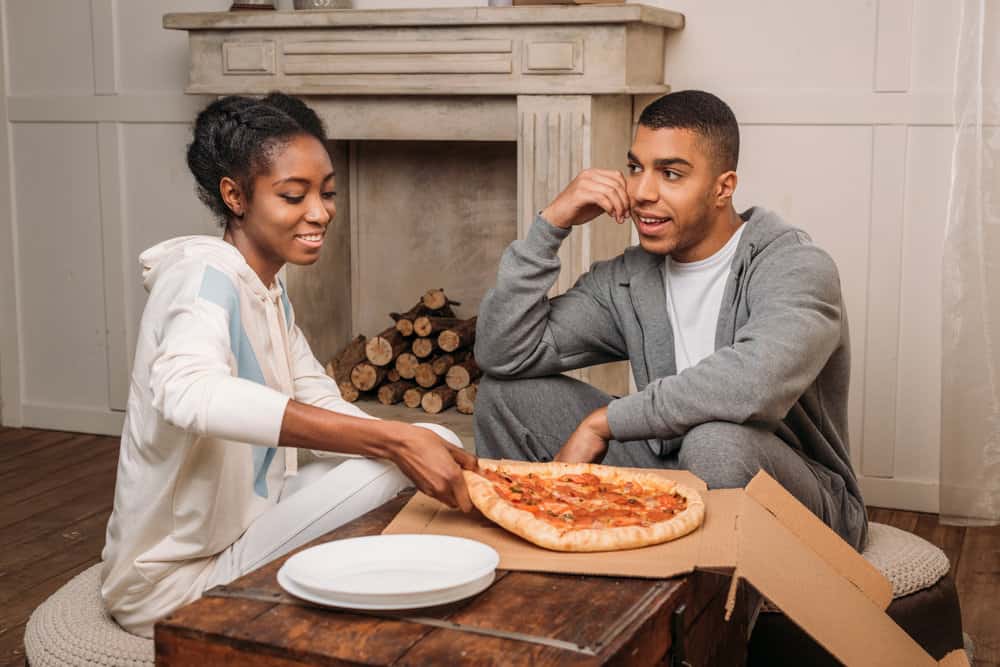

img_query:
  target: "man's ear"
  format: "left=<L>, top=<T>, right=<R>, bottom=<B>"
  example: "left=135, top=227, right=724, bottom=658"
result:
left=220, top=176, right=245, bottom=219
left=715, top=170, right=737, bottom=207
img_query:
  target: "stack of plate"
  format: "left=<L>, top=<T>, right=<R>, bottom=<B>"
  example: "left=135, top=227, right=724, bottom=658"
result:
left=277, top=534, right=500, bottom=610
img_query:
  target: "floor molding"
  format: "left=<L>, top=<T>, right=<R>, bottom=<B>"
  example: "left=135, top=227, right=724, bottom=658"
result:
left=860, top=475, right=939, bottom=514
left=19, top=402, right=123, bottom=437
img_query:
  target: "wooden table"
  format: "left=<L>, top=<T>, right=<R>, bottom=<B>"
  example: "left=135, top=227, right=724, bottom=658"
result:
left=155, top=493, right=754, bottom=666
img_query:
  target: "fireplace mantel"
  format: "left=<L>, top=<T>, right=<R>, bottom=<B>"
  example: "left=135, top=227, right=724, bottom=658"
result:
left=165, top=6, right=682, bottom=97
left=165, top=5, right=684, bottom=395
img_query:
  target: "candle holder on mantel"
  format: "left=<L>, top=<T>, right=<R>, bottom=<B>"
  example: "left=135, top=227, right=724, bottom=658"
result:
left=293, top=0, right=352, bottom=8
left=230, top=0, right=275, bottom=10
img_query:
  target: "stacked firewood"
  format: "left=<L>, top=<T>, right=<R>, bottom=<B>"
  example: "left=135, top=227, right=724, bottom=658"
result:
left=324, top=289, right=480, bottom=415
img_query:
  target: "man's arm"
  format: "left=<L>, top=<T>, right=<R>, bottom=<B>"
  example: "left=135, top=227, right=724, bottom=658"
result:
left=475, top=169, right=632, bottom=378
left=606, top=239, right=843, bottom=442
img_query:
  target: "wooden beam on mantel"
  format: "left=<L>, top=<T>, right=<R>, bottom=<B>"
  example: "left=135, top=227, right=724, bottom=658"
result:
left=163, top=5, right=685, bottom=31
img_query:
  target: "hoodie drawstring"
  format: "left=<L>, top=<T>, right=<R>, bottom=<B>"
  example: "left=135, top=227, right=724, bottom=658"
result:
left=264, top=285, right=299, bottom=480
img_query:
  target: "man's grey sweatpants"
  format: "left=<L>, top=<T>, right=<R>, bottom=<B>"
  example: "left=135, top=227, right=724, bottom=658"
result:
left=474, top=374, right=867, bottom=551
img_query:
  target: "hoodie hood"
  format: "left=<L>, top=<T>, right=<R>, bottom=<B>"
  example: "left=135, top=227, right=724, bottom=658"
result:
left=621, top=206, right=796, bottom=278
left=139, top=235, right=274, bottom=299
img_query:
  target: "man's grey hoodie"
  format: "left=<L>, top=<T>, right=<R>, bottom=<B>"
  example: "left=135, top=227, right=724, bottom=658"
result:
left=476, top=207, right=866, bottom=547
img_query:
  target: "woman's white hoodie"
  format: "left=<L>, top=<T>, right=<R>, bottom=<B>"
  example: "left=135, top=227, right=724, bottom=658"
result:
left=100, top=236, right=372, bottom=636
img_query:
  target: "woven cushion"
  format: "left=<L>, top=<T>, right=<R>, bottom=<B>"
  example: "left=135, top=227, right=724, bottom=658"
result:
left=24, top=563, right=153, bottom=667
left=863, top=522, right=950, bottom=598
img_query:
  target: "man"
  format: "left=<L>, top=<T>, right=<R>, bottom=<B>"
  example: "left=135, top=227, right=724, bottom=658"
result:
left=474, top=90, right=868, bottom=550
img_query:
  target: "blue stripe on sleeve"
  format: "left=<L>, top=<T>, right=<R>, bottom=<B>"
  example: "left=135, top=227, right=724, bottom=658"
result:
left=199, top=265, right=277, bottom=499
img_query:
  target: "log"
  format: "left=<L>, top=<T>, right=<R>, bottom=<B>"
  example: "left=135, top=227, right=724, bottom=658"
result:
left=392, top=315, right=414, bottom=337
left=403, top=386, right=427, bottom=409
left=395, top=352, right=420, bottom=379
left=378, top=380, right=416, bottom=405
left=387, top=368, right=401, bottom=383
left=446, top=357, right=481, bottom=391
left=421, top=386, right=457, bottom=414
left=351, top=362, right=387, bottom=391
left=328, top=335, right=367, bottom=370
left=390, top=298, right=457, bottom=335
left=421, top=288, right=460, bottom=312
left=430, top=349, right=470, bottom=377
left=456, top=383, right=478, bottom=415
left=412, top=337, right=437, bottom=359
left=365, top=327, right=410, bottom=367
left=437, top=317, right=478, bottom=353
left=413, top=316, right=466, bottom=338
left=338, top=381, right=361, bottom=403
left=415, top=362, right=442, bottom=389
left=327, top=335, right=368, bottom=403
left=327, top=335, right=367, bottom=383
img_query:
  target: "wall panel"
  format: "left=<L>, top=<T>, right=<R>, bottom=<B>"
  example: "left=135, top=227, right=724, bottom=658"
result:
left=894, top=125, right=952, bottom=483
left=6, top=0, right=95, bottom=96
left=661, top=0, right=877, bottom=92
left=118, top=0, right=229, bottom=94
left=120, top=122, right=217, bottom=366
left=12, top=123, right=108, bottom=409
left=736, top=125, right=874, bottom=467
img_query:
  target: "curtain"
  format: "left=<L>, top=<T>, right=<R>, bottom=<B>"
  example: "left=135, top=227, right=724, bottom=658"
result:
left=940, top=0, right=1000, bottom=525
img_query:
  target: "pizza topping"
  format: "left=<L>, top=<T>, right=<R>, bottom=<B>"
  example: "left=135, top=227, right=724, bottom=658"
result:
left=480, top=466, right=687, bottom=533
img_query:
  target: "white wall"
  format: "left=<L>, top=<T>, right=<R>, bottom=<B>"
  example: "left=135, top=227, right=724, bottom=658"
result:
left=0, top=0, right=979, bottom=512
left=0, top=0, right=225, bottom=435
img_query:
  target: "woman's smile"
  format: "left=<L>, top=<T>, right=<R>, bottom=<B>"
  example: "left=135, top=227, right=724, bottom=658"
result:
left=294, top=231, right=325, bottom=249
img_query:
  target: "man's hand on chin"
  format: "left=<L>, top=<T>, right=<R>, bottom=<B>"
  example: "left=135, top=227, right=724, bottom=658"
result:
left=554, top=407, right=612, bottom=464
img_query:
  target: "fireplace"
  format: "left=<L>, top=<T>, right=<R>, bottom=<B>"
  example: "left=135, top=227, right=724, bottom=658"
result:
left=165, top=4, right=683, bottom=400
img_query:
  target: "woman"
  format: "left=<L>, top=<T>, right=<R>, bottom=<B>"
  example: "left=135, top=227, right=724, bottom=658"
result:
left=100, top=93, right=476, bottom=637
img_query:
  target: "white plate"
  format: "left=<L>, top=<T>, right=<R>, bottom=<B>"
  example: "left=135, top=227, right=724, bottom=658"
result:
left=277, top=566, right=496, bottom=611
left=277, top=534, right=499, bottom=605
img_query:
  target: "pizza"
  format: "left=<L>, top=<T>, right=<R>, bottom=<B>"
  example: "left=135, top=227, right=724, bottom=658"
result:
left=463, top=459, right=705, bottom=552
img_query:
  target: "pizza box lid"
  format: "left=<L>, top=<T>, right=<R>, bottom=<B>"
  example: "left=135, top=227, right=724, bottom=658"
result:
left=383, top=468, right=969, bottom=667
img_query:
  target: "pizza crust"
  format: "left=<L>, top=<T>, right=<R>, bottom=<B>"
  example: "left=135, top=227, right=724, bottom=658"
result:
left=463, top=459, right=706, bottom=552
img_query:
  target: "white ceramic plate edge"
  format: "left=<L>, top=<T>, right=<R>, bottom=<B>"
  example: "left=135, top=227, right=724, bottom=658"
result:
left=281, top=534, right=500, bottom=597
left=276, top=566, right=496, bottom=611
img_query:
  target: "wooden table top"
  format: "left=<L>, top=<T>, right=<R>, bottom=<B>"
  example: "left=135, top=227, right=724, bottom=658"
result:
left=155, top=492, right=740, bottom=666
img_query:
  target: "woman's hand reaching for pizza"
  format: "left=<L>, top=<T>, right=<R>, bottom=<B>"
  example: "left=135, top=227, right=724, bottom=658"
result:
left=388, top=424, right=478, bottom=513
left=554, top=407, right=612, bottom=464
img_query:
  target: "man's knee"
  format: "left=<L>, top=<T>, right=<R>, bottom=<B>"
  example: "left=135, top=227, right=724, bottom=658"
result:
left=678, top=422, right=763, bottom=489
left=473, top=374, right=545, bottom=459
left=472, top=375, right=522, bottom=432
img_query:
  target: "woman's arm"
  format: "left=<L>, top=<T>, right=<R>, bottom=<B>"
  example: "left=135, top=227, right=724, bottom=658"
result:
left=279, top=401, right=475, bottom=511
left=150, top=277, right=476, bottom=511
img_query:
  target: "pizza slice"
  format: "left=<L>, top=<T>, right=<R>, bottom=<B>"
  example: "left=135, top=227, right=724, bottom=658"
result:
left=463, top=459, right=706, bottom=552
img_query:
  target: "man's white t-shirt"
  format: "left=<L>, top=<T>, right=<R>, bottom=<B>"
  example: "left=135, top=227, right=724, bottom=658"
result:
left=664, top=223, right=746, bottom=372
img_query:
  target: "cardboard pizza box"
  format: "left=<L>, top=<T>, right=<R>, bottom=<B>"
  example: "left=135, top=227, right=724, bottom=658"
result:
left=384, top=468, right=969, bottom=666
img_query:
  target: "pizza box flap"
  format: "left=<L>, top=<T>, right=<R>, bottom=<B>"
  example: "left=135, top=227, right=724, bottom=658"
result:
left=693, top=488, right=742, bottom=571
left=731, top=493, right=941, bottom=666
left=383, top=469, right=707, bottom=579
left=939, top=649, right=973, bottom=666
left=743, top=470, right=892, bottom=609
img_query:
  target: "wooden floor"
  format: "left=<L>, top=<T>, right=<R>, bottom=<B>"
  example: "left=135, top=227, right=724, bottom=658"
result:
left=0, top=426, right=997, bottom=667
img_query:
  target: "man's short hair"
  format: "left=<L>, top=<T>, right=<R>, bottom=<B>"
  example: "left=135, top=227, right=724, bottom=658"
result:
left=638, top=90, right=739, bottom=173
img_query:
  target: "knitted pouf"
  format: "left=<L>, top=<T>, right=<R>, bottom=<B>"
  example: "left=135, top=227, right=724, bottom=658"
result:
left=862, top=522, right=951, bottom=597
left=24, top=564, right=153, bottom=667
